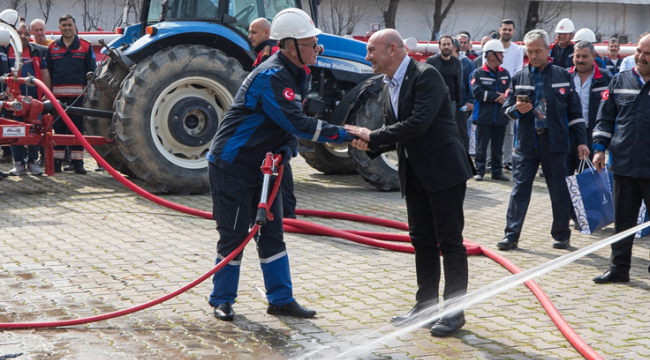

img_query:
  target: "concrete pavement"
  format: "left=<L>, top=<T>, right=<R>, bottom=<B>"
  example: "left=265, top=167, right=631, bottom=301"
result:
left=0, top=156, right=649, bottom=359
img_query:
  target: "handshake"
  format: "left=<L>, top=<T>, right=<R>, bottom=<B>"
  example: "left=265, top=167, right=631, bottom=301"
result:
left=344, top=124, right=371, bottom=151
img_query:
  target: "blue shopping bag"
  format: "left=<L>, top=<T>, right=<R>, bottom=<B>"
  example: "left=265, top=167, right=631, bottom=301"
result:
left=566, top=161, right=614, bottom=234
left=635, top=201, right=650, bottom=238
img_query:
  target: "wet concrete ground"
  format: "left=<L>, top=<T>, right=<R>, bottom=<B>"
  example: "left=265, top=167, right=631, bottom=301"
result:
left=0, top=156, right=650, bottom=359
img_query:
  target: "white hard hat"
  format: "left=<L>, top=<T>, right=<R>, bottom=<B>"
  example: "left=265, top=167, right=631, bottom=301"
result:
left=573, top=28, right=597, bottom=43
left=483, top=39, right=506, bottom=53
left=0, top=9, right=19, bottom=28
left=270, top=8, right=321, bottom=40
left=555, top=18, right=575, bottom=34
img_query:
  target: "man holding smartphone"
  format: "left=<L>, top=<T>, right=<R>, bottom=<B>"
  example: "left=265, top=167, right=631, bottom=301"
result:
left=498, top=29, right=589, bottom=251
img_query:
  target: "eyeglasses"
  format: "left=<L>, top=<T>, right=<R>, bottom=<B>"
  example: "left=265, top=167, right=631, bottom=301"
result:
left=297, top=42, right=320, bottom=51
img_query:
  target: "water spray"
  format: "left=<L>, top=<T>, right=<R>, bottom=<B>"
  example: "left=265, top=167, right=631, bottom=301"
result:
left=311, top=222, right=650, bottom=360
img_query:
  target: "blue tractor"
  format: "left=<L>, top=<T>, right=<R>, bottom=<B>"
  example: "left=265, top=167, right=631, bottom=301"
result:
left=85, top=0, right=398, bottom=193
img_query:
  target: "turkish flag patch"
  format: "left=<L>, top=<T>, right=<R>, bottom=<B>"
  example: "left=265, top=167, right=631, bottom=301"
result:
left=601, top=89, right=610, bottom=101
left=502, top=79, right=507, bottom=85
left=283, top=88, right=295, bottom=101
left=471, top=78, right=476, bottom=85
left=559, top=88, right=566, bottom=95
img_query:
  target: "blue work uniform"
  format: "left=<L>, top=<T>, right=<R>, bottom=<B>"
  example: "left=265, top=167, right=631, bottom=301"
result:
left=470, top=63, right=511, bottom=176
left=502, top=62, right=587, bottom=244
left=593, top=68, right=650, bottom=274
left=206, top=51, right=348, bottom=308
left=46, top=35, right=97, bottom=166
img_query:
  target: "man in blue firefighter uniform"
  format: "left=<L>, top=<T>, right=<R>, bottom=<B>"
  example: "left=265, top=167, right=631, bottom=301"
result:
left=206, top=9, right=353, bottom=321
left=592, top=34, right=650, bottom=284
left=46, top=14, right=97, bottom=174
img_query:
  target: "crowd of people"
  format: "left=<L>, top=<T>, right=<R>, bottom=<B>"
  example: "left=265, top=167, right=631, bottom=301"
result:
left=0, top=11, right=96, bottom=180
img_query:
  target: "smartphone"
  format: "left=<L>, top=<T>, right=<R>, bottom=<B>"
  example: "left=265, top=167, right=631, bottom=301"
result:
left=517, top=95, right=531, bottom=103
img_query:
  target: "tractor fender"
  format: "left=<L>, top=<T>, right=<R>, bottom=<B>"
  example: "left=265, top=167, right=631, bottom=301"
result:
left=123, top=22, right=255, bottom=69
left=328, top=74, right=384, bottom=126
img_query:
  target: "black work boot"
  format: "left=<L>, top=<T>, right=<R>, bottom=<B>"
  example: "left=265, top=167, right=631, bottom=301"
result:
left=267, top=300, right=316, bottom=318
left=497, top=238, right=518, bottom=250
left=213, top=303, right=234, bottom=321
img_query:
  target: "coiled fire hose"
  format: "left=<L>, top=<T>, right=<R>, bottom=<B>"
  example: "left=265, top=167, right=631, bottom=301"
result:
left=0, top=78, right=604, bottom=360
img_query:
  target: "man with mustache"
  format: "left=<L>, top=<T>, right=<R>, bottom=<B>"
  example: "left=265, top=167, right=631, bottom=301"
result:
left=592, top=34, right=650, bottom=284
left=566, top=41, right=612, bottom=175
left=604, top=38, right=623, bottom=74
left=498, top=29, right=589, bottom=251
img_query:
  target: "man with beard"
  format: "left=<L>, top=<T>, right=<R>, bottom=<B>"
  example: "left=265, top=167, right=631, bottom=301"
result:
left=592, top=34, right=650, bottom=284
left=495, top=19, right=524, bottom=172
left=426, top=36, right=462, bottom=144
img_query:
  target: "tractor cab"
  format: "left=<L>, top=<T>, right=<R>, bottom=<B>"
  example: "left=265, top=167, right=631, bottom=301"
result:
left=142, top=0, right=309, bottom=38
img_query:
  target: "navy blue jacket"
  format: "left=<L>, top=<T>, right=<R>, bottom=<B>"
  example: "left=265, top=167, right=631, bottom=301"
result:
left=593, top=69, right=650, bottom=178
left=460, top=56, right=475, bottom=105
left=470, top=63, right=511, bottom=126
left=568, top=64, right=612, bottom=149
left=46, top=35, right=96, bottom=98
left=604, top=56, right=623, bottom=74
left=503, top=63, right=588, bottom=153
left=208, top=51, right=346, bottom=181
left=549, top=41, right=574, bottom=69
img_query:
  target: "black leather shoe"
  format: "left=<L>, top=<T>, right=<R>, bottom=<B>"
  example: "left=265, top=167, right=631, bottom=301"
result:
left=430, top=312, right=465, bottom=337
left=391, top=303, right=438, bottom=328
left=491, top=173, right=510, bottom=181
left=0, top=170, right=8, bottom=178
left=74, top=166, right=87, bottom=175
left=503, top=163, right=513, bottom=172
left=474, top=175, right=483, bottom=181
left=552, top=239, right=570, bottom=249
left=497, top=238, right=518, bottom=250
left=63, top=165, right=75, bottom=172
left=213, top=303, right=234, bottom=321
left=593, top=270, right=629, bottom=284
left=267, top=300, right=316, bottom=318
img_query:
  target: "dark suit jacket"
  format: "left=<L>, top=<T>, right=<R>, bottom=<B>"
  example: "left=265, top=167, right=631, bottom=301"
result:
left=368, top=58, right=474, bottom=196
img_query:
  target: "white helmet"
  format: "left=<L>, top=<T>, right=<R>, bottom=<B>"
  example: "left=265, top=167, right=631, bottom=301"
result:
left=574, top=28, right=597, bottom=43
left=555, top=18, right=575, bottom=34
left=483, top=39, right=506, bottom=53
left=270, top=8, right=321, bottom=40
left=0, top=9, right=19, bottom=28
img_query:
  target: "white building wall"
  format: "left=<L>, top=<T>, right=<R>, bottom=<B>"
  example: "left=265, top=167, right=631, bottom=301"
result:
left=17, top=0, right=650, bottom=42
left=320, top=0, right=650, bottom=43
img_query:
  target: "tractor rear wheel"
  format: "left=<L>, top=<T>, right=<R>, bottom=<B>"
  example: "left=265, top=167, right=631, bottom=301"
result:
left=299, top=140, right=358, bottom=175
left=348, top=90, right=399, bottom=191
left=113, top=45, right=247, bottom=194
left=83, top=57, right=134, bottom=175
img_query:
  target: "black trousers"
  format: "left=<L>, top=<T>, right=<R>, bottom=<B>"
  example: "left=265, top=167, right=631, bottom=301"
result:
left=280, top=162, right=297, bottom=219
left=610, top=175, right=650, bottom=274
left=475, top=124, right=506, bottom=176
left=52, top=97, right=85, bottom=166
left=405, top=161, right=468, bottom=306
left=455, top=108, right=470, bottom=153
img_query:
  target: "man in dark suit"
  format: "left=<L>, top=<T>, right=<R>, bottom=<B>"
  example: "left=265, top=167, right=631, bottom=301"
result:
left=347, top=29, right=474, bottom=337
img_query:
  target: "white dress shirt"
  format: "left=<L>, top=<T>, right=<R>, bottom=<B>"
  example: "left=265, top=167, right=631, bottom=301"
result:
left=383, top=55, right=411, bottom=118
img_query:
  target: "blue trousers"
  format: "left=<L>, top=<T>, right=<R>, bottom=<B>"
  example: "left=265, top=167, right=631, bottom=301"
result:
left=208, top=163, right=294, bottom=307
left=504, top=133, right=571, bottom=242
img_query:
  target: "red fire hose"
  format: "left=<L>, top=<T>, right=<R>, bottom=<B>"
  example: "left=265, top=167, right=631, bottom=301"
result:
left=0, top=79, right=603, bottom=359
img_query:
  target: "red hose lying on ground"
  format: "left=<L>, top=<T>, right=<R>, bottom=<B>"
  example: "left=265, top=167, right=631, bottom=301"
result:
left=0, top=79, right=602, bottom=359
